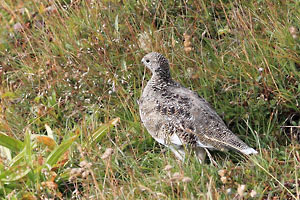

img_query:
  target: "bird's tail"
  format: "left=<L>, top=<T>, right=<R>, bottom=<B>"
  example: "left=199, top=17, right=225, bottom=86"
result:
left=240, top=148, right=258, bottom=155
left=203, top=134, right=258, bottom=155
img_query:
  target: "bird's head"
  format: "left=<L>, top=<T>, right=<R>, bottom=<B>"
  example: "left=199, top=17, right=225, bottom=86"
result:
left=141, top=52, right=170, bottom=79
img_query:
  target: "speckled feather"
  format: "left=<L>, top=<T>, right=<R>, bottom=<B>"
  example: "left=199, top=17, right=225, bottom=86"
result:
left=139, top=52, right=257, bottom=160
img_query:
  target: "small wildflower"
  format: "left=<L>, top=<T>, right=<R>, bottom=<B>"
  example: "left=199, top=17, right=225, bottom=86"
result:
left=41, top=168, right=49, bottom=176
left=170, top=172, right=182, bottom=181
left=289, top=26, right=297, bottom=34
left=186, top=68, right=194, bottom=78
left=172, top=172, right=181, bottom=178
left=79, top=160, right=88, bottom=168
left=237, top=184, right=246, bottom=196
left=164, top=164, right=173, bottom=171
left=13, top=22, right=23, bottom=32
left=49, top=171, right=57, bottom=181
left=183, top=33, right=193, bottom=53
left=184, top=47, right=193, bottom=53
left=226, top=188, right=232, bottom=194
left=250, top=190, right=257, bottom=197
left=218, top=169, right=227, bottom=177
left=182, top=176, right=192, bottom=183
left=86, top=162, right=92, bottom=168
left=156, top=192, right=167, bottom=197
left=220, top=176, right=227, bottom=184
left=82, top=171, right=90, bottom=179
left=138, top=32, right=152, bottom=52
left=258, top=67, right=264, bottom=73
left=45, top=5, right=58, bottom=13
left=101, top=148, right=113, bottom=160
left=70, top=168, right=80, bottom=176
left=139, top=185, right=150, bottom=192
left=78, top=168, right=85, bottom=174
left=217, top=26, right=231, bottom=36
left=73, top=168, right=84, bottom=176
left=289, top=26, right=298, bottom=39
left=68, top=175, right=76, bottom=182
left=41, top=181, right=58, bottom=190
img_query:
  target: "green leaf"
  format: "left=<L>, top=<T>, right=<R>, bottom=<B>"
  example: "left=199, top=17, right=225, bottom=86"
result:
left=1, top=91, right=17, bottom=99
left=89, top=118, right=120, bottom=146
left=24, top=130, right=32, bottom=168
left=114, top=15, right=119, bottom=33
left=0, top=132, right=24, bottom=152
left=8, top=148, right=26, bottom=168
left=46, top=134, right=79, bottom=167
left=0, top=164, right=31, bottom=182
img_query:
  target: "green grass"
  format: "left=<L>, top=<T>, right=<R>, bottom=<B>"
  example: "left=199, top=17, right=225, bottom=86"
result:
left=0, top=0, right=299, bottom=199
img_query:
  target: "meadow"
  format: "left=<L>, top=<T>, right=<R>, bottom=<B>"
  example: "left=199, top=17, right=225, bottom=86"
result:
left=0, top=0, right=299, bottom=199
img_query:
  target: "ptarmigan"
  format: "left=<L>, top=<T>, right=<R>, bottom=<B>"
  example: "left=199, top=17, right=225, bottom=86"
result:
left=139, top=52, right=258, bottom=162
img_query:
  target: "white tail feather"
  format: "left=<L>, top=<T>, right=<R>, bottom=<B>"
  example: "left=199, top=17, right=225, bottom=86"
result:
left=240, top=148, right=258, bottom=155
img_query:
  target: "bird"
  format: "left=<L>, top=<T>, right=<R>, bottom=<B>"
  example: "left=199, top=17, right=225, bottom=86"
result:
left=138, top=52, right=258, bottom=162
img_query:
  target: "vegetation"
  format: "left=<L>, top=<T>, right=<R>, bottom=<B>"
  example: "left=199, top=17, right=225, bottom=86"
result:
left=0, top=0, right=299, bottom=199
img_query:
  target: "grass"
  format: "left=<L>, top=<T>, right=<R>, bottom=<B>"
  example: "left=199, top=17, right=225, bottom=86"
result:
left=0, top=0, right=299, bottom=199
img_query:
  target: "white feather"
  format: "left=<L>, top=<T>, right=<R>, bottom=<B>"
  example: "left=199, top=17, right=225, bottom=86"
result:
left=197, top=141, right=214, bottom=148
left=152, top=137, right=166, bottom=145
left=169, top=134, right=183, bottom=145
left=240, top=148, right=258, bottom=155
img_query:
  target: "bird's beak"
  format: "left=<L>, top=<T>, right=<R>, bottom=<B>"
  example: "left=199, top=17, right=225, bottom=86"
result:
left=141, top=58, right=145, bottom=65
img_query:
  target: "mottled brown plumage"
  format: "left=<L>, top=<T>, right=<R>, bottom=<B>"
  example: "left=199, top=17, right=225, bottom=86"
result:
left=139, top=52, right=257, bottom=162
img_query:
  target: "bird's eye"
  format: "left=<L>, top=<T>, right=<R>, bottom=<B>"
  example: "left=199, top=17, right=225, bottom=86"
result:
left=145, top=59, right=150, bottom=63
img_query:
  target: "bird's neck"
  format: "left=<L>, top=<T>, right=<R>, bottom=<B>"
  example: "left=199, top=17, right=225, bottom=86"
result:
left=151, top=74, right=172, bottom=85
left=152, top=68, right=171, bottom=82
left=148, top=72, right=174, bottom=92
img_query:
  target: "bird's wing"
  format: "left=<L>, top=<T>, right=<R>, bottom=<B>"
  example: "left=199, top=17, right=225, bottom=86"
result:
left=161, top=86, right=253, bottom=153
